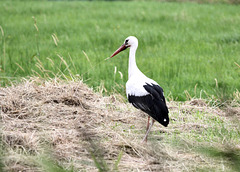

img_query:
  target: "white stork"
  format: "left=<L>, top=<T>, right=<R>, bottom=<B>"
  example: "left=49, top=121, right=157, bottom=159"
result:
left=110, top=36, right=169, bottom=142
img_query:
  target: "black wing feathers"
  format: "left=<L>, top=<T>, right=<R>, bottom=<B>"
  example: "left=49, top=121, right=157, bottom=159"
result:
left=151, top=84, right=166, bottom=104
left=144, top=83, right=168, bottom=113
left=128, top=83, right=169, bottom=127
left=128, top=95, right=153, bottom=114
left=143, top=84, right=161, bottom=100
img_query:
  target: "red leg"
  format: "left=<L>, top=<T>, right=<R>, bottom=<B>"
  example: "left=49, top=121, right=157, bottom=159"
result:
left=146, top=116, right=150, bottom=131
left=142, top=118, right=155, bottom=143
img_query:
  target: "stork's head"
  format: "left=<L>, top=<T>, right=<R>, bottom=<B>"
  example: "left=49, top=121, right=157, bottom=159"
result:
left=110, top=36, right=138, bottom=58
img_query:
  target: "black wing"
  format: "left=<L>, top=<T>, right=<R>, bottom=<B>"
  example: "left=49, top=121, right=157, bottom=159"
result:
left=128, top=83, right=169, bottom=127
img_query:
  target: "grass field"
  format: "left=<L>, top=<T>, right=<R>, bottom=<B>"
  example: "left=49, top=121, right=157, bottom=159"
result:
left=0, top=1, right=240, bottom=101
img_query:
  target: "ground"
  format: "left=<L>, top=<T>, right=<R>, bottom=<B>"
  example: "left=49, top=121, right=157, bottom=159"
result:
left=0, top=78, right=239, bottom=171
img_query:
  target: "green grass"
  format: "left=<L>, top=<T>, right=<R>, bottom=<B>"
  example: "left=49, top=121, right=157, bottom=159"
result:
left=0, top=1, right=240, bottom=101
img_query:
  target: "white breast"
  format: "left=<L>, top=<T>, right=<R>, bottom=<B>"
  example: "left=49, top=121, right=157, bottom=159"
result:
left=126, top=72, right=158, bottom=97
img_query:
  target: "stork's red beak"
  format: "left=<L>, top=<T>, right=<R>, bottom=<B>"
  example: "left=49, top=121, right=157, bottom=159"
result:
left=110, top=44, right=128, bottom=58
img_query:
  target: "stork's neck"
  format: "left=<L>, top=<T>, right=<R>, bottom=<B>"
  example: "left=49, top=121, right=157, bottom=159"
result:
left=128, top=45, right=141, bottom=79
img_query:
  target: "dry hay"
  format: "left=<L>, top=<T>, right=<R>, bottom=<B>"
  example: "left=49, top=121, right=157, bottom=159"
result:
left=0, top=78, right=238, bottom=171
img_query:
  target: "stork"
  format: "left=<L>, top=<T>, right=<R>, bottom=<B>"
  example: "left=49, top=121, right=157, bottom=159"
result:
left=110, top=36, right=169, bottom=142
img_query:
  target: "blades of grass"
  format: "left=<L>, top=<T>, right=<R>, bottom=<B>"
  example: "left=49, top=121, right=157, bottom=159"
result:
left=0, top=25, right=5, bottom=72
left=113, top=150, right=123, bottom=172
left=234, top=62, right=240, bottom=68
left=184, top=90, right=192, bottom=101
left=32, top=16, right=40, bottom=57
left=37, top=156, right=73, bottom=172
left=82, top=50, right=93, bottom=68
left=57, top=54, right=72, bottom=75
left=90, top=152, right=109, bottom=172
left=15, top=62, right=25, bottom=72
left=68, top=53, right=77, bottom=73
left=51, top=33, right=58, bottom=46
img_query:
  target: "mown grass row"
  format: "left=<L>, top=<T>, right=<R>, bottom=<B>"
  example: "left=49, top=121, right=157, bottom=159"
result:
left=1, top=88, right=240, bottom=171
left=0, top=1, right=240, bottom=101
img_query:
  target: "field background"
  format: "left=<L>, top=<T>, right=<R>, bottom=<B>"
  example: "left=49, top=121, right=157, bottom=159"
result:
left=0, top=0, right=239, bottom=101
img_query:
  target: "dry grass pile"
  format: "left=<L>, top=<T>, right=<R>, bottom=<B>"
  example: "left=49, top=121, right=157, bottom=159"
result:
left=0, top=78, right=239, bottom=171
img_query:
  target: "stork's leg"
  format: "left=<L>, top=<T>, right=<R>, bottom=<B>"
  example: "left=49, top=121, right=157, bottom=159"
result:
left=142, top=119, right=155, bottom=143
left=146, top=116, right=150, bottom=131
left=145, top=116, right=150, bottom=142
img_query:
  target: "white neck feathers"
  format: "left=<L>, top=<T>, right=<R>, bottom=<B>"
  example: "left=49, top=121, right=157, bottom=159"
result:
left=128, top=45, right=141, bottom=79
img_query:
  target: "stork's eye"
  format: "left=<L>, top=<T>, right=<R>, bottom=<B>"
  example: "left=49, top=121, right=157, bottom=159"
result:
left=125, top=39, right=129, bottom=45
